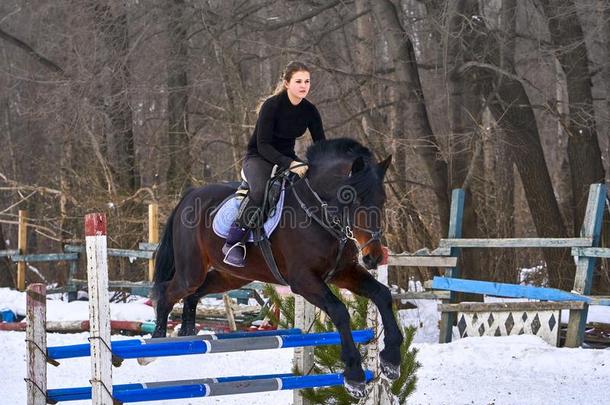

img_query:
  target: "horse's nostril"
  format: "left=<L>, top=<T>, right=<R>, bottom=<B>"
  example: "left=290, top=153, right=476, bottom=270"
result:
left=362, top=254, right=379, bottom=269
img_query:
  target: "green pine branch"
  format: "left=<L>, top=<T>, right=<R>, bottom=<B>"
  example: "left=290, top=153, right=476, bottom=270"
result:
left=262, top=284, right=419, bottom=404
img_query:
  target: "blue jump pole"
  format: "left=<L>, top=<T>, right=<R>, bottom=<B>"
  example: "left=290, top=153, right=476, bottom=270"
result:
left=47, top=328, right=302, bottom=360
left=47, top=371, right=375, bottom=403
left=48, top=329, right=374, bottom=361
left=432, top=276, right=601, bottom=303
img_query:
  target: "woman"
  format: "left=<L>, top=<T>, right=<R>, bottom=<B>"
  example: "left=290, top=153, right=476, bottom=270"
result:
left=223, top=61, right=326, bottom=267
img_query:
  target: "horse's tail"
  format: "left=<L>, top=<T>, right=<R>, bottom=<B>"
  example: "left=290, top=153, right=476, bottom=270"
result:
left=151, top=188, right=199, bottom=302
left=151, top=205, right=178, bottom=302
left=151, top=207, right=178, bottom=301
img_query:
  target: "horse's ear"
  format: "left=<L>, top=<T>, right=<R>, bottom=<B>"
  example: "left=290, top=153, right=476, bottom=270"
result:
left=349, top=156, right=366, bottom=176
left=378, top=155, right=392, bottom=177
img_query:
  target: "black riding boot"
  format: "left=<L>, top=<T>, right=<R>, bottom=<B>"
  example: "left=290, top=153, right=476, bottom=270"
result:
left=222, top=197, right=264, bottom=267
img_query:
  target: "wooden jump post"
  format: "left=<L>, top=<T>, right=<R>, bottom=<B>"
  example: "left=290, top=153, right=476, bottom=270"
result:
left=84, top=213, right=113, bottom=405
left=148, top=203, right=159, bottom=282
left=18, top=209, right=28, bottom=291
left=293, top=295, right=315, bottom=405
left=439, top=189, right=464, bottom=344
left=25, top=283, right=46, bottom=405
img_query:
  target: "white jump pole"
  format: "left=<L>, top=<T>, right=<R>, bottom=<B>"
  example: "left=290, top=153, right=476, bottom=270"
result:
left=85, top=213, right=113, bottom=404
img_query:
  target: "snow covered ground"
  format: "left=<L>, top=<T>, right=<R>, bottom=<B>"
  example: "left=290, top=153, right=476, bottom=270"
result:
left=1, top=288, right=610, bottom=404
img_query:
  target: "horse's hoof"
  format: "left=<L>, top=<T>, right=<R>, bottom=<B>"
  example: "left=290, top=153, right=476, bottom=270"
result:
left=344, top=378, right=367, bottom=399
left=177, top=327, right=195, bottom=337
left=137, top=357, right=157, bottom=366
left=380, top=358, right=400, bottom=380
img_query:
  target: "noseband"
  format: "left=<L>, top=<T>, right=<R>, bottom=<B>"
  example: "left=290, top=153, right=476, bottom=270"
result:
left=349, top=224, right=383, bottom=251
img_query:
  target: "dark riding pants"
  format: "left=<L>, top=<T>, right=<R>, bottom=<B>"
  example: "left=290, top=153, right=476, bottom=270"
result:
left=243, top=155, right=276, bottom=207
left=236, top=154, right=279, bottom=228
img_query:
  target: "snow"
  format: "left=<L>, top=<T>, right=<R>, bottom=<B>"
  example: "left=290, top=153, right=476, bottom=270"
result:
left=1, top=288, right=610, bottom=404
left=412, top=335, right=610, bottom=405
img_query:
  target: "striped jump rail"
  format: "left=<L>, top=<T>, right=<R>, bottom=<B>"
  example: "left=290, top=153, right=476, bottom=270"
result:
left=47, top=371, right=374, bottom=403
left=47, top=329, right=374, bottom=361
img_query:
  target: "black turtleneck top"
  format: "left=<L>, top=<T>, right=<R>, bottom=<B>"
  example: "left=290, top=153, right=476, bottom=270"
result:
left=246, top=91, right=325, bottom=168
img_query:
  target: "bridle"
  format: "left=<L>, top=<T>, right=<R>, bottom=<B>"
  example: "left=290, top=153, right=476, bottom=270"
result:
left=285, top=170, right=383, bottom=281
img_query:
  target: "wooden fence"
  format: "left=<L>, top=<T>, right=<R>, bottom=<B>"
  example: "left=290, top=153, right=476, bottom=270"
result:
left=385, top=184, right=610, bottom=347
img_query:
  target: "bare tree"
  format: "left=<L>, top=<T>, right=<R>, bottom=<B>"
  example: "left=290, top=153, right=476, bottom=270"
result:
left=165, top=0, right=192, bottom=196
left=538, top=0, right=605, bottom=234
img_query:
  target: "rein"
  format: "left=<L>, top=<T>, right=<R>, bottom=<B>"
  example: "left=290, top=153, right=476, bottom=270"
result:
left=284, top=169, right=382, bottom=282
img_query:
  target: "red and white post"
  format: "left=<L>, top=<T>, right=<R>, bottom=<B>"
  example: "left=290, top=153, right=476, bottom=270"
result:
left=26, top=283, right=47, bottom=405
left=85, top=213, right=113, bottom=404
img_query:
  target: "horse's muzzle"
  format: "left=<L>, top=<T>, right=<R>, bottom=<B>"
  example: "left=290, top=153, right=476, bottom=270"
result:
left=362, top=254, right=380, bottom=270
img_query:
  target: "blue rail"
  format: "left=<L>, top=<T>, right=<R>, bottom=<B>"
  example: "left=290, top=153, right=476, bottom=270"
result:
left=47, top=371, right=375, bottom=402
left=432, top=276, right=610, bottom=305
left=47, top=328, right=302, bottom=360
left=48, top=329, right=374, bottom=360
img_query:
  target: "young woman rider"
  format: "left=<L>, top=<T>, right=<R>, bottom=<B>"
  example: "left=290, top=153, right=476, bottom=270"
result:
left=222, top=61, right=326, bottom=267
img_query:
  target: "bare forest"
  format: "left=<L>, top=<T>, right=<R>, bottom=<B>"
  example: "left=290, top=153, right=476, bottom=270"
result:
left=1, top=0, right=609, bottom=293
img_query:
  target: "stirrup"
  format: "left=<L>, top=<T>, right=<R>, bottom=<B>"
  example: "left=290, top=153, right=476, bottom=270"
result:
left=223, top=242, right=246, bottom=267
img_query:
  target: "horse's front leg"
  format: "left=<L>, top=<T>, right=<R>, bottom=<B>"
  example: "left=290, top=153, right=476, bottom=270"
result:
left=290, top=274, right=367, bottom=398
left=332, top=264, right=403, bottom=380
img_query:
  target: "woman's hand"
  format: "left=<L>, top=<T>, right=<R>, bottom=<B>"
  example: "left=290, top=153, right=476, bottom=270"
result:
left=289, top=160, right=309, bottom=178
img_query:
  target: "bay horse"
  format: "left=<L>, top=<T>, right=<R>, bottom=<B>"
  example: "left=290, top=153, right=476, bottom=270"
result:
left=151, top=138, right=403, bottom=397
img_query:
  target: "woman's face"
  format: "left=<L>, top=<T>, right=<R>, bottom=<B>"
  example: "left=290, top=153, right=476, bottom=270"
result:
left=284, top=70, right=311, bottom=102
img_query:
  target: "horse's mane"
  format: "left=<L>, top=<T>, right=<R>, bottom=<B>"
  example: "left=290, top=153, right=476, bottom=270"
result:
left=306, top=138, right=382, bottom=205
left=306, top=137, right=373, bottom=164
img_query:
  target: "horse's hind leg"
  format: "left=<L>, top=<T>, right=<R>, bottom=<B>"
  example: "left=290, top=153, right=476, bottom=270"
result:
left=179, top=270, right=251, bottom=336
left=178, top=294, right=200, bottom=336
left=152, top=280, right=190, bottom=338
left=291, top=274, right=367, bottom=398
left=153, top=237, right=209, bottom=338
left=332, top=264, right=404, bottom=380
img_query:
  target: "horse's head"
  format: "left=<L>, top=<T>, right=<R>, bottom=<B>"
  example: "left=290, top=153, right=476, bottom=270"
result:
left=306, top=139, right=392, bottom=270
left=350, top=155, right=391, bottom=269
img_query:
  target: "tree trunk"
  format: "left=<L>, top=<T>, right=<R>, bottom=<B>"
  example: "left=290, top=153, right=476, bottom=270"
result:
left=539, top=0, right=606, bottom=235
left=166, top=0, right=192, bottom=196
left=443, top=0, right=485, bottom=284
left=469, top=0, right=573, bottom=289
left=370, top=0, right=450, bottom=233
left=90, top=2, right=140, bottom=193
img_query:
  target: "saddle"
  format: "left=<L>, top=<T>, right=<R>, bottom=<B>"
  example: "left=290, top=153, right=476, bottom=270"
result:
left=212, top=166, right=291, bottom=285
left=212, top=167, right=286, bottom=242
